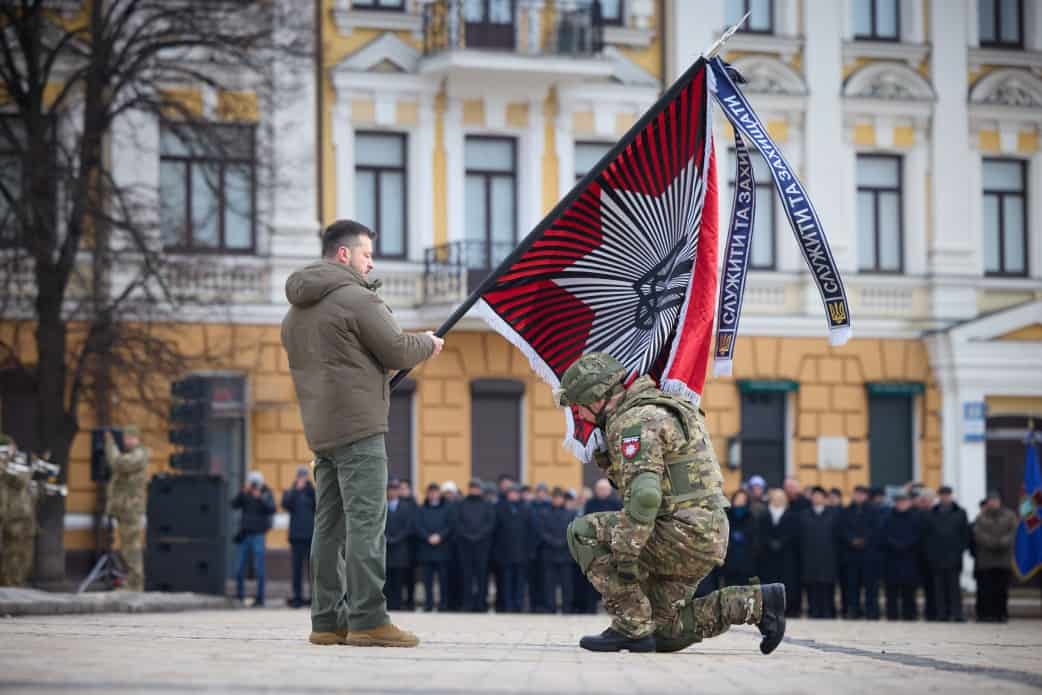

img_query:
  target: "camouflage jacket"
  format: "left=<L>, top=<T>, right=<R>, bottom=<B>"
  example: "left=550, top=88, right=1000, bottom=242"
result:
left=3, top=465, right=36, bottom=522
left=105, top=437, right=149, bottom=518
left=597, top=376, right=727, bottom=562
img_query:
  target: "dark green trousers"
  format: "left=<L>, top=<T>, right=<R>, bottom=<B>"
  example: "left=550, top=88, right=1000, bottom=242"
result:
left=311, top=434, right=389, bottom=632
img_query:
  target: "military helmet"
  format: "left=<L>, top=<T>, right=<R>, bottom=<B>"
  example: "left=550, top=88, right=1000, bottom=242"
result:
left=555, top=352, right=627, bottom=407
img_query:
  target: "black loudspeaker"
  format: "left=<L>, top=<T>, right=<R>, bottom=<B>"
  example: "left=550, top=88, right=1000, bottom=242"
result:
left=146, top=474, right=227, bottom=540
left=90, top=428, right=124, bottom=482
left=145, top=539, right=226, bottom=595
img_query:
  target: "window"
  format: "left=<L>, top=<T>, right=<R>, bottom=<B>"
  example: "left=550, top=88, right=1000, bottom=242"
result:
left=160, top=123, right=256, bottom=253
left=355, top=132, right=407, bottom=258
left=982, top=159, right=1027, bottom=276
left=388, top=378, right=416, bottom=482
left=471, top=379, right=523, bottom=484
left=726, top=0, right=773, bottom=34
left=853, top=0, right=899, bottom=40
left=868, top=393, right=914, bottom=487
left=463, top=0, right=516, bottom=50
left=978, top=0, right=1022, bottom=48
left=351, top=0, right=405, bottom=9
left=856, top=154, right=903, bottom=273
left=0, top=120, right=23, bottom=248
left=575, top=141, right=612, bottom=181
left=585, top=0, right=624, bottom=26
left=465, top=136, right=516, bottom=269
left=728, top=148, right=776, bottom=270
left=740, top=390, right=786, bottom=488
left=0, top=116, right=55, bottom=249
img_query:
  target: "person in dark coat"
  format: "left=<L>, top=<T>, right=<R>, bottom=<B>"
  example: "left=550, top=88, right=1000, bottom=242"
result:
left=415, top=483, right=453, bottom=612
left=912, top=487, right=938, bottom=620
left=973, top=491, right=1018, bottom=622
left=384, top=478, right=415, bottom=610
left=882, top=493, right=921, bottom=620
left=232, top=470, right=277, bottom=606
left=527, top=483, right=551, bottom=612
left=784, top=477, right=811, bottom=514
left=723, top=490, right=760, bottom=586
left=863, top=486, right=888, bottom=619
left=572, top=478, right=622, bottom=613
left=923, top=486, right=969, bottom=621
left=453, top=479, right=497, bottom=612
left=281, top=465, right=317, bottom=608
left=440, top=482, right=464, bottom=611
left=828, top=487, right=849, bottom=614
left=840, top=485, right=879, bottom=619
left=491, top=474, right=516, bottom=612
left=536, top=487, right=575, bottom=613
left=799, top=486, right=838, bottom=619
left=398, top=479, right=419, bottom=610
left=758, top=488, right=802, bottom=617
left=493, top=484, right=531, bottom=612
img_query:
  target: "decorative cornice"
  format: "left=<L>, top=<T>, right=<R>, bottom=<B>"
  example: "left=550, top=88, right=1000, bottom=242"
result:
left=841, top=40, right=930, bottom=69
left=843, top=61, right=935, bottom=102
left=967, top=47, right=1042, bottom=73
left=969, top=67, right=1042, bottom=109
left=730, top=55, right=807, bottom=96
left=334, top=32, right=421, bottom=74
left=723, top=33, right=803, bottom=63
left=332, top=5, right=423, bottom=39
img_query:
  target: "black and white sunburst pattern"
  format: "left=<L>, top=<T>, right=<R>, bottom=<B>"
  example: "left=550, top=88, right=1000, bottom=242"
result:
left=553, top=157, right=706, bottom=378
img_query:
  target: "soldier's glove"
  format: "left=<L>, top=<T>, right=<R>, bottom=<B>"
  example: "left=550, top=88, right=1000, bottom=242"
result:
left=617, top=558, right=639, bottom=583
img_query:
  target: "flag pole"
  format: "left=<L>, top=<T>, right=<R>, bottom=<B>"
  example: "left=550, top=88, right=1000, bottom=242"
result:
left=390, top=13, right=749, bottom=391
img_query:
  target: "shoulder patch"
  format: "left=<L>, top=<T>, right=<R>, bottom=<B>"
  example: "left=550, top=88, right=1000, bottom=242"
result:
left=620, top=425, right=643, bottom=461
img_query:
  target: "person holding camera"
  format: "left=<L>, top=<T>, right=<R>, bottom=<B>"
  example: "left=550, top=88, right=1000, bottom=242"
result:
left=232, top=470, right=276, bottom=606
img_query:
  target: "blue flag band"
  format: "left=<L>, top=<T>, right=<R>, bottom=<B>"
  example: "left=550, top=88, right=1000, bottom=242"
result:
left=712, top=132, right=755, bottom=377
left=710, top=57, right=853, bottom=347
left=1014, top=442, right=1042, bottom=580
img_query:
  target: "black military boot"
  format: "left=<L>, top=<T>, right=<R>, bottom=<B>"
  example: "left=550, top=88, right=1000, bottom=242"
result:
left=579, top=627, right=655, bottom=653
left=757, top=583, right=786, bottom=655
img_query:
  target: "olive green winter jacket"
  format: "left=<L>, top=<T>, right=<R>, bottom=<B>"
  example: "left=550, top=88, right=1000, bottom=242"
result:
left=281, top=261, right=433, bottom=453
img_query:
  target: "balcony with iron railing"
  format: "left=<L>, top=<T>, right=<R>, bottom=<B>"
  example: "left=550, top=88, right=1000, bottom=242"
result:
left=418, top=0, right=615, bottom=86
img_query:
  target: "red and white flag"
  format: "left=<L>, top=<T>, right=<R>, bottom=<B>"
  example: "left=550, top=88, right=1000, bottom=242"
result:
left=473, top=60, right=719, bottom=459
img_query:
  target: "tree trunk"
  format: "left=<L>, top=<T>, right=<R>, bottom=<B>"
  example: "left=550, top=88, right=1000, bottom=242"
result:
left=32, top=276, right=76, bottom=583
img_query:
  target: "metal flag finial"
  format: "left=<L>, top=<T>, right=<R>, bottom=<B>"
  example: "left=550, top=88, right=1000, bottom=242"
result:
left=703, top=12, right=750, bottom=59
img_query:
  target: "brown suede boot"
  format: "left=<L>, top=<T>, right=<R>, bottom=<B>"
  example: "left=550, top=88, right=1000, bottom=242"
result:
left=345, top=623, right=419, bottom=647
left=309, top=628, right=348, bottom=645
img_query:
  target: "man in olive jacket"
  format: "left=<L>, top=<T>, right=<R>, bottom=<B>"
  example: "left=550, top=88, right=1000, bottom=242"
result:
left=282, top=220, right=443, bottom=648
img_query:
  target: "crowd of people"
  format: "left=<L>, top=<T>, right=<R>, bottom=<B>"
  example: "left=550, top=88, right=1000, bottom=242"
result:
left=383, top=475, right=621, bottom=615
left=701, top=476, right=1020, bottom=623
left=369, top=474, right=1021, bottom=622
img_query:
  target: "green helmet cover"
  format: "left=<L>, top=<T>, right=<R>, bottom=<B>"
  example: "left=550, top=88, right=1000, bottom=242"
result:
left=556, top=352, right=627, bottom=407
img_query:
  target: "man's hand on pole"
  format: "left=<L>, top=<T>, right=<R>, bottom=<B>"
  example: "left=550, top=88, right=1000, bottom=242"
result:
left=425, top=331, right=445, bottom=357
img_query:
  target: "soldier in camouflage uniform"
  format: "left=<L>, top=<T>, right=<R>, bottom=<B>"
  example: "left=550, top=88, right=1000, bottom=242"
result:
left=557, top=353, right=786, bottom=653
left=105, top=426, right=149, bottom=591
left=1, top=435, right=38, bottom=586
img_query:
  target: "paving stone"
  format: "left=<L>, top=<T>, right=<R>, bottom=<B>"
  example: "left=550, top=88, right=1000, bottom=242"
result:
left=0, top=610, right=1039, bottom=694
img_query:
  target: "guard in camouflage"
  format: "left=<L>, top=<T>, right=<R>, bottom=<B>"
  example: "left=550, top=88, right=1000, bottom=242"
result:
left=105, top=426, right=149, bottom=591
left=557, top=353, right=786, bottom=653
left=1, top=434, right=38, bottom=586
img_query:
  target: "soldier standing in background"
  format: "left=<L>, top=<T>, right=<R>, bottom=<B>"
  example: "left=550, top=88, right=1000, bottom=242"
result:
left=557, top=353, right=785, bottom=654
left=1, top=436, right=38, bottom=587
left=0, top=435, right=11, bottom=565
left=104, top=426, right=149, bottom=591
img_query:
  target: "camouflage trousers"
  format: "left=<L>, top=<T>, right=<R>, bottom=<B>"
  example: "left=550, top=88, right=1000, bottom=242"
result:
left=0, top=518, right=35, bottom=586
left=116, top=514, right=144, bottom=591
left=576, top=508, right=762, bottom=640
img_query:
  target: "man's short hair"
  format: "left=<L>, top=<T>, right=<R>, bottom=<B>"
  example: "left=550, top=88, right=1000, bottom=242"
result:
left=321, top=219, right=375, bottom=258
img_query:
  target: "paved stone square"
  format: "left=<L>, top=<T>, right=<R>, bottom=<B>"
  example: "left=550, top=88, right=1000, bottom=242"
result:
left=0, top=609, right=1039, bottom=694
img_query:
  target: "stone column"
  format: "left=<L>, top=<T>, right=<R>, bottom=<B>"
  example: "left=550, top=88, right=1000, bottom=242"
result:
left=928, top=5, right=977, bottom=318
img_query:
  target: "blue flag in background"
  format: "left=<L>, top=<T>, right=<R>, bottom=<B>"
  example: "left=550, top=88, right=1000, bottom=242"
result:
left=1014, top=443, right=1042, bottom=579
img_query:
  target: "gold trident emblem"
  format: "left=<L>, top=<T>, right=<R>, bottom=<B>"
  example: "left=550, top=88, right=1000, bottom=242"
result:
left=828, top=301, right=847, bottom=324
left=717, top=334, right=732, bottom=354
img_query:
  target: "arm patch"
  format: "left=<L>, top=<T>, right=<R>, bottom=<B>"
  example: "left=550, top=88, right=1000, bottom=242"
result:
left=620, top=425, right=643, bottom=462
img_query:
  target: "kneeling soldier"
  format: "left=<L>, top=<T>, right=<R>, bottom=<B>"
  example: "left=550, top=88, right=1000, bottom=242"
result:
left=557, top=353, right=785, bottom=653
